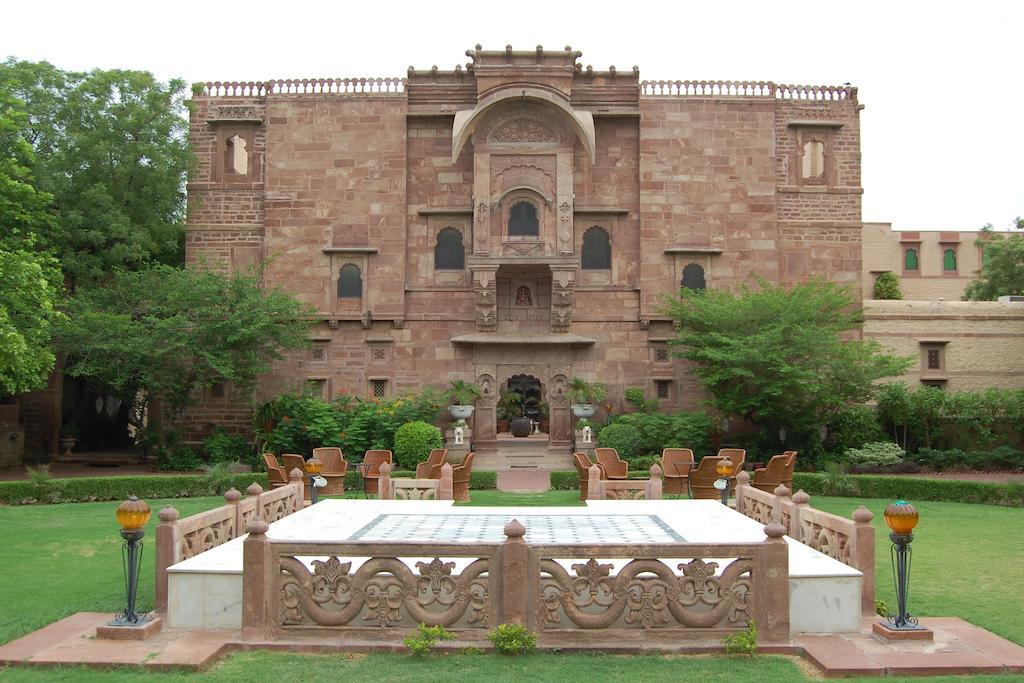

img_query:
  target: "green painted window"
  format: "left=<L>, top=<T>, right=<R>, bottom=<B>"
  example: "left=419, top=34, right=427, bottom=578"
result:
left=904, top=248, right=919, bottom=271
left=943, top=248, right=957, bottom=271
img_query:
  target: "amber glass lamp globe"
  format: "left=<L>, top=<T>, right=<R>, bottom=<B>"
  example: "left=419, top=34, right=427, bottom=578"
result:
left=715, top=459, right=733, bottom=477
left=116, top=496, right=152, bottom=531
left=305, top=457, right=322, bottom=475
left=883, top=500, right=919, bottom=535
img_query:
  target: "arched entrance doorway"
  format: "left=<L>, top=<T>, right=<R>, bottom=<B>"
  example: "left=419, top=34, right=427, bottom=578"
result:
left=504, top=374, right=547, bottom=434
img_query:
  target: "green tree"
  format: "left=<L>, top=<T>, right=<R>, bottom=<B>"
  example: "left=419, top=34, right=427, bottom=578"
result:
left=964, top=218, right=1024, bottom=301
left=0, top=83, right=62, bottom=394
left=662, top=279, right=912, bottom=453
left=0, top=59, right=190, bottom=287
left=55, top=265, right=315, bottom=442
left=872, top=271, right=902, bottom=300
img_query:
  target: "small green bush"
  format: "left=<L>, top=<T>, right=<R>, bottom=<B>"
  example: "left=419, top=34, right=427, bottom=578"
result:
left=203, top=428, right=255, bottom=466
left=824, top=404, right=885, bottom=454
left=818, top=462, right=858, bottom=496
left=873, top=271, right=902, bottom=300
left=550, top=470, right=578, bottom=490
left=159, top=446, right=202, bottom=472
left=393, top=421, right=444, bottom=471
left=470, top=471, right=497, bottom=490
left=403, top=623, right=455, bottom=656
left=0, top=473, right=270, bottom=505
left=722, top=620, right=758, bottom=655
left=488, top=623, right=537, bottom=656
left=597, top=423, right=644, bottom=459
left=792, top=472, right=1023, bottom=507
left=629, top=454, right=660, bottom=473
left=844, top=441, right=905, bottom=468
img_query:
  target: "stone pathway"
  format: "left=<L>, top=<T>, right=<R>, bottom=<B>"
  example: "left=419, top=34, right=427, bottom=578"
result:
left=496, top=468, right=553, bottom=492
left=2, top=612, right=1022, bottom=675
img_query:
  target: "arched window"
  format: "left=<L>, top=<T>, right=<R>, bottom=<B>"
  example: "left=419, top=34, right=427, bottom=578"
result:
left=225, top=134, right=248, bottom=175
left=337, top=264, right=362, bottom=298
left=943, top=248, right=957, bottom=272
left=434, top=227, right=465, bottom=270
left=681, top=263, right=706, bottom=291
left=508, top=201, right=539, bottom=237
left=801, top=139, right=825, bottom=179
left=904, top=248, right=919, bottom=271
left=581, top=227, right=611, bottom=269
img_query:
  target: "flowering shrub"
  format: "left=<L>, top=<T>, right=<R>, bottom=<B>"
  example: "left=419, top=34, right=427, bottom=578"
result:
left=255, top=390, right=442, bottom=460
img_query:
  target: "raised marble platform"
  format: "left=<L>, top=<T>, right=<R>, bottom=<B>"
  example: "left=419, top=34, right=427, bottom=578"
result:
left=167, top=498, right=861, bottom=634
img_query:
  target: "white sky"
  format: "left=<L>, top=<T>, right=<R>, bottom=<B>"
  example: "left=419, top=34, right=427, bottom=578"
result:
left=2, top=0, right=1021, bottom=232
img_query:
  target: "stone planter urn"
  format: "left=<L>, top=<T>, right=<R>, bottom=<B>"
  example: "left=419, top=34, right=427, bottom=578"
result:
left=448, top=405, right=474, bottom=421
left=510, top=417, right=533, bottom=437
left=571, top=404, right=597, bottom=419
left=59, top=437, right=76, bottom=456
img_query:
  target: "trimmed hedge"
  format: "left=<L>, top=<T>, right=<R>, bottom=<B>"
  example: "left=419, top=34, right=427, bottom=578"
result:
left=793, top=472, right=1024, bottom=507
left=550, top=471, right=578, bottom=490
left=378, top=469, right=497, bottom=491
left=0, top=473, right=270, bottom=506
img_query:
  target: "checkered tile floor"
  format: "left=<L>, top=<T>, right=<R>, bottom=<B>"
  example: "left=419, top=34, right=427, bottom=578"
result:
left=349, top=513, right=685, bottom=544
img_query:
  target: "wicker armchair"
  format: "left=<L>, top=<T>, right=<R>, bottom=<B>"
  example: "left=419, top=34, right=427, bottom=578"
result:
left=594, top=447, right=628, bottom=480
left=573, top=452, right=603, bottom=501
left=281, top=453, right=308, bottom=477
left=689, top=456, right=726, bottom=499
left=416, top=448, right=448, bottom=478
left=312, top=447, right=348, bottom=495
left=362, top=450, right=393, bottom=495
left=752, top=454, right=792, bottom=493
left=451, top=452, right=474, bottom=502
left=660, top=448, right=694, bottom=496
left=263, top=453, right=288, bottom=489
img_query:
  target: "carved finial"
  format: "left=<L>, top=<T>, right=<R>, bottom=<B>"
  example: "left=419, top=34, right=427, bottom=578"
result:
left=536, top=45, right=543, bottom=56
left=633, top=66, right=640, bottom=74
left=564, top=45, right=572, bottom=51
left=650, top=463, right=663, bottom=478
left=586, top=65, right=593, bottom=75
left=455, top=64, right=462, bottom=72
left=431, top=65, right=438, bottom=76
left=247, top=518, right=270, bottom=536
left=792, top=489, right=810, bottom=505
left=158, top=505, right=179, bottom=523
left=379, top=462, right=392, bottom=476
left=736, top=470, right=751, bottom=485
left=764, top=522, right=787, bottom=539
left=288, top=467, right=304, bottom=481
left=774, top=484, right=791, bottom=498
left=475, top=44, right=482, bottom=50
left=407, top=66, right=414, bottom=75
left=609, top=65, right=616, bottom=75
left=853, top=505, right=874, bottom=523
left=224, top=488, right=241, bottom=503
left=504, top=518, right=526, bottom=539
left=246, top=482, right=264, bottom=497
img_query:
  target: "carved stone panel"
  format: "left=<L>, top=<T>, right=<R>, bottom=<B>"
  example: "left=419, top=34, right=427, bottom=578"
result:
left=472, top=267, right=498, bottom=332
left=550, top=268, right=576, bottom=333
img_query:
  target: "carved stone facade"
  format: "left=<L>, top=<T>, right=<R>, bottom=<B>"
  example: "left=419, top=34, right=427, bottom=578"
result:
left=180, top=45, right=867, bottom=458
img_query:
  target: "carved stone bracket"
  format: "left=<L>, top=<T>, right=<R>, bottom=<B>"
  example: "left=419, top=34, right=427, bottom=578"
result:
left=550, top=268, right=576, bottom=333
left=472, top=267, right=498, bottom=332
left=557, top=196, right=574, bottom=255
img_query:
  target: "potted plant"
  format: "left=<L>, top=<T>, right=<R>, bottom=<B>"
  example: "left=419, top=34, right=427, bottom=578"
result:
left=59, top=423, right=80, bottom=456
left=532, top=399, right=550, bottom=434
left=567, top=377, right=607, bottom=418
left=446, top=380, right=482, bottom=422
left=495, top=388, right=523, bottom=434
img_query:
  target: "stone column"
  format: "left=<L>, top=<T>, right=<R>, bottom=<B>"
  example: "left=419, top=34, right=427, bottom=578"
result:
left=288, top=467, right=305, bottom=509
left=852, top=506, right=876, bottom=616
left=499, top=519, right=528, bottom=626
left=646, top=464, right=663, bottom=500
left=379, top=462, right=392, bottom=500
left=439, top=463, right=454, bottom=501
left=154, top=505, right=180, bottom=613
left=224, top=487, right=241, bottom=536
left=756, top=522, right=791, bottom=643
left=734, top=470, right=750, bottom=515
left=790, top=489, right=810, bottom=540
left=241, top=518, right=271, bottom=641
left=586, top=464, right=603, bottom=500
left=772, top=484, right=791, bottom=524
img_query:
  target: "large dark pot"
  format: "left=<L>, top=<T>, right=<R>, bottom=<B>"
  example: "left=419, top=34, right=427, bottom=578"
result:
left=510, top=417, right=533, bottom=437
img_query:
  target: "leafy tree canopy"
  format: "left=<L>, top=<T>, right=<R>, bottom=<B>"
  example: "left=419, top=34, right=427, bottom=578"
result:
left=662, top=279, right=912, bottom=444
left=0, top=59, right=190, bottom=287
left=964, top=217, right=1024, bottom=301
left=55, top=265, right=315, bottom=440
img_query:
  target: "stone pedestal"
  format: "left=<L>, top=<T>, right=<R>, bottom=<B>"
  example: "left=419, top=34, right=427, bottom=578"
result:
left=96, top=616, right=163, bottom=640
left=445, top=425, right=472, bottom=463
left=573, top=430, right=595, bottom=457
left=872, top=622, right=934, bottom=642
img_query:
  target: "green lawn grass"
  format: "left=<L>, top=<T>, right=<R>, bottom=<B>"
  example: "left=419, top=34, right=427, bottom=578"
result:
left=0, top=490, right=1020, bottom=682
